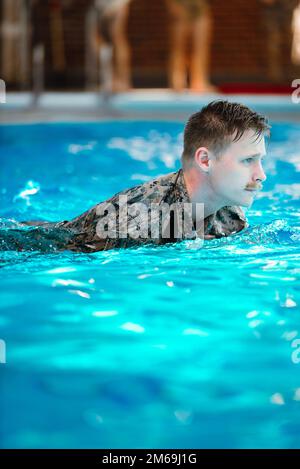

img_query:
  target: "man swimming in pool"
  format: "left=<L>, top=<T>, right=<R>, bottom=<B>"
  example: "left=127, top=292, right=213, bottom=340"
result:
left=5, top=100, right=269, bottom=252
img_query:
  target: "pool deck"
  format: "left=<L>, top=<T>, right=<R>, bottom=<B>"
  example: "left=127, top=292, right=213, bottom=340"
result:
left=1, top=90, right=299, bottom=124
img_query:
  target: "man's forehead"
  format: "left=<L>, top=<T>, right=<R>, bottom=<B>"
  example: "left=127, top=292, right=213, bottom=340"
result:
left=230, top=130, right=266, bottom=155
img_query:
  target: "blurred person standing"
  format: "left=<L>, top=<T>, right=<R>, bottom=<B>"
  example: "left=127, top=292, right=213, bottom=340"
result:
left=260, top=0, right=299, bottom=82
left=166, top=0, right=215, bottom=92
left=94, top=0, right=132, bottom=92
left=0, top=0, right=32, bottom=87
left=291, top=1, right=300, bottom=65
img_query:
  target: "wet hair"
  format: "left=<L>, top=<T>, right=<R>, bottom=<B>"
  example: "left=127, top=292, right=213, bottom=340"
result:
left=182, top=100, right=270, bottom=166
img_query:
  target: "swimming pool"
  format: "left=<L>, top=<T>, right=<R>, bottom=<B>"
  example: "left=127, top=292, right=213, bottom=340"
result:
left=0, top=118, right=300, bottom=449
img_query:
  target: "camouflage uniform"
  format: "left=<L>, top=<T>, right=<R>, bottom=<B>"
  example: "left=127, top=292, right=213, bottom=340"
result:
left=11, top=169, right=247, bottom=253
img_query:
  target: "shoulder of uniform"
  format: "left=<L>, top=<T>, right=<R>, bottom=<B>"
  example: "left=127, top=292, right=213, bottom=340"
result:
left=106, top=171, right=178, bottom=206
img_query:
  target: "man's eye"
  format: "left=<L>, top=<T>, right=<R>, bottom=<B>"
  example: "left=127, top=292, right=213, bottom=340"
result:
left=243, top=158, right=253, bottom=163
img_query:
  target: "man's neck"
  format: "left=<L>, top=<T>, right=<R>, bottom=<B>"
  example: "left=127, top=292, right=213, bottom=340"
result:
left=182, top=167, right=224, bottom=219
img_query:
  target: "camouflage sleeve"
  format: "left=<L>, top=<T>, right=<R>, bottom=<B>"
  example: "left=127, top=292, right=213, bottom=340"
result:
left=209, top=206, right=248, bottom=238
left=62, top=204, right=122, bottom=252
left=0, top=221, right=74, bottom=252
left=14, top=206, right=121, bottom=253
left=226, top=206, right=248, bottom=232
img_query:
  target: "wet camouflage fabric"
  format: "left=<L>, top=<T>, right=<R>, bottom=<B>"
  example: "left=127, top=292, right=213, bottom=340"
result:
left=0, top=222, right=74, bottom=253
left=5, top=169, right=247, bottom=253
left=61, top=169, right=246, bottom=252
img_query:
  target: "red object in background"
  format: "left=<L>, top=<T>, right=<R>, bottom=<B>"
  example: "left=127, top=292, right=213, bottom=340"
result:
left=219, top=83, right=293, bottom=95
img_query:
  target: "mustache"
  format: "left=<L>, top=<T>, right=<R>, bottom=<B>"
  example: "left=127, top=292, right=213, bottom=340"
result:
left=245, top=184, right=263, bottom=191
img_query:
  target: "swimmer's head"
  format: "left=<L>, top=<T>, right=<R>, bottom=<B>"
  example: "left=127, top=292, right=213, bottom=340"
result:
left=181, top=100, right=270, bottom=168
left=182, top=102, right=269, bottom=208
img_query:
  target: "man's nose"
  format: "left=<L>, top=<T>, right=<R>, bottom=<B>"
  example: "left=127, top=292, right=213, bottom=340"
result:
left=254, top=162, right=267, bottom=183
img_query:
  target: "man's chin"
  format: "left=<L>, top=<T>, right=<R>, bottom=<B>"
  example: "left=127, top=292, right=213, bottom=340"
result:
left=239, top=198, right=254, bottom=207
left=227, top=194, right=254, bottom=208
left=241, top=201, right=253, bottom=209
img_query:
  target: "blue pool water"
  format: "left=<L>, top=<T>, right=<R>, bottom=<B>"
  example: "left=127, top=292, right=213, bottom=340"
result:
left=0, top=120, right=300, bottom=449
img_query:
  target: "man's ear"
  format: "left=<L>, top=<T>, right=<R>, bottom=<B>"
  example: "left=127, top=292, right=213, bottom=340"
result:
left=194, top=147, right=210, bottom=172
